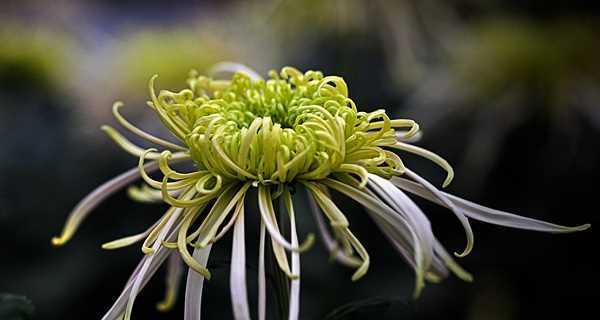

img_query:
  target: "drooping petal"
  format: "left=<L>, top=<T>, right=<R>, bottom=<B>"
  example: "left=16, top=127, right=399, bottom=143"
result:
left=230, top=205, right=251, bottom=320
left=184, top=245, right=213, bottom=320
left=432, top=238, right=473, bottom=282
left=101, top=214, right=183, bottom=320
left=52, top=161, right=160, bottom=246
left=322, top=178, right=425, bottom=296
left=211, top=195, right=245, bottom=244
left=178, top=206, right=212, bottom=279
left=403, top=169, right=474, bottom=258
left=306, top=189, right=362, bottom=268
left=391, top=177, right=591, bottom=233
left=157, top=251, right=184, bottom=311
left=257, top=185, right=314, bottom=253
left=258, top=186, right=295, bottom=278
left=368, top=174, right=435, bottom=267
left=304, top=182, right=370, bottom=282
left=283, top=189, right=301, bottom=320
left=258, top=222, right=266, bottom=320
left=195, top=183, right=250, bottom=248
left=123, top=208, right=183, bottom=320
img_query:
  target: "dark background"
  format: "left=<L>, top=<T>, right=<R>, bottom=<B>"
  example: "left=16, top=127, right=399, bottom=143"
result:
left=1, top=0, right=598, bottom=319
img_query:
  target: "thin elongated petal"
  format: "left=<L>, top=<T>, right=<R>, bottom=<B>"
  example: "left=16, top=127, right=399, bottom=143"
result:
left=403, top=169, right=474, bottom=258
left=390, top=142, right=454, bottom=187
left=284, top=190, right=301, bottom=320
left=102, top=126, right=190, bottom=160
left=257, top=186, right=314, bottom=253
left=195, top=183, right=250, bottom=248
left=112, top=102, right=188, bottom=151
left=101, top=218, right=161, bottom=250
left=368, top=210, right=417, bottom=271
left=306, top=189, right=362, bottom=268
left=212, top=195, right=245, bottom=243
left=303, top=182, right=350, bottom=227
left=258, top=222, right=266, bottom=320
left=178, top=206, right=212, bottom=279
left=52, top=161, right=160, bottom=246
left=157, top=252, right=184, bottom=312
left=127, top=184, right=182, bottom=203
left=391, top=177, right=591, bottom=233
left=230, top=207, right=251, bottom=320
left=258, top=186, right=295, bottom=278
left=395, top=130, right=422, bottom=143
left=101, top=217, right=183, bottom=320
left=305, top=182, right=370, bottom=281
left=184, top=245, right=213, bottom=320
left=124, top=208, right=183, bottom=320
left=322, top=178, right=424, bottom=296
left=432, top=239, right=473, bottom=282
left=368, top=174, right=435, bottom=267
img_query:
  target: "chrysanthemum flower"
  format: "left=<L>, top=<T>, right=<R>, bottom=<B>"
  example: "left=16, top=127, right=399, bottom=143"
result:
left=53, top=64, right=590, bottom=320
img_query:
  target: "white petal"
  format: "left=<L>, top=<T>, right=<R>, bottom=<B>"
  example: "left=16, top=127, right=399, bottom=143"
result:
left=123, top=208, right=183, bottom=320
left=392, top=177, right=591, bottom=233
left=101, top=214, right=181, bottom=320
left=258, top=186, right=311, bottom=253
left=368, top=174, right=435, bottom=268
left=52, top=161, right=160, bottom=246
left=230, top=208, right=251, bottom=320
left=209, top=62, right=263, bottom=80
left=403, top=169, right=474, bottom=258
left=184, top=245, right=213, bottom=320
left=156, top=251, right=184, bottom=311
left=284, top=191, right=301, bottom=320
left=323, top=178, right=426, bottom=296
left=258, top=222, right=266, bottom=320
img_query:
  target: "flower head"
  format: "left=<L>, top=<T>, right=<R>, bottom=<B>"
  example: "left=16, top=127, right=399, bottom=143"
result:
left=53, top=64, right=590, bottom=320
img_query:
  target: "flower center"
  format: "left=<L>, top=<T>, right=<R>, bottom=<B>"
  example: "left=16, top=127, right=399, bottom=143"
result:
left=149, top=67, right=416, bottom=185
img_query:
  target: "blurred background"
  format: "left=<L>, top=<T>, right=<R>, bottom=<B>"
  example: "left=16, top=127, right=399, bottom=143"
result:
left=1, top=0, right=598, bottom=319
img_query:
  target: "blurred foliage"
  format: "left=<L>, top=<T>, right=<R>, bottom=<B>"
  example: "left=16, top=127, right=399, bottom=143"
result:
left=257, top=0, right=452, bottom=89
left=0, top=24, right=75, bottom=94
left=264, top=0, right=369, bottom=36
left=111, top=27, right=235, bottom=95
left=453, top=18, right=600, bottom=109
